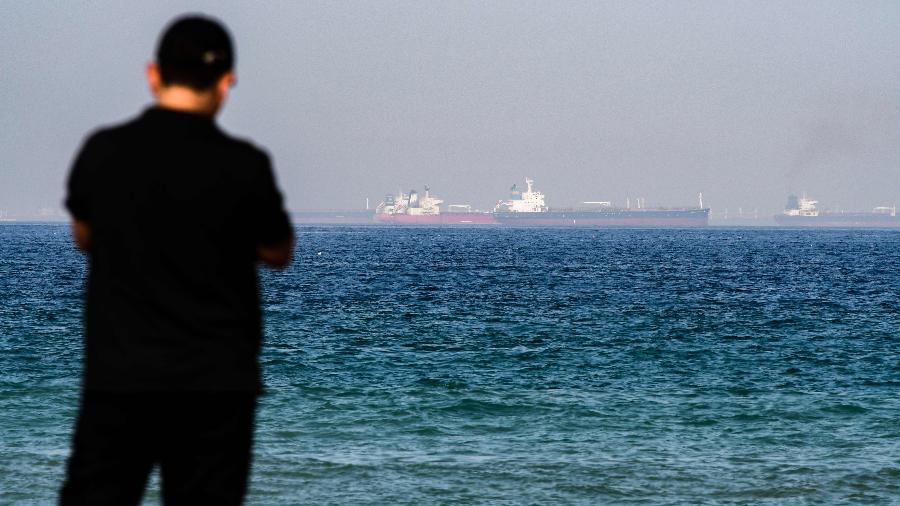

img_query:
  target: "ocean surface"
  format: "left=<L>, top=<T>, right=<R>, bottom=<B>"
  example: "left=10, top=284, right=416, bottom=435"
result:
left=1, top=223, right=899, bottom=505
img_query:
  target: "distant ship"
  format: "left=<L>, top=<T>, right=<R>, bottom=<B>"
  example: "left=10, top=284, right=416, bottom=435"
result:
left=374, top=187, right=495, bottom=224
left=774, top=195, right=900, bottom=228
left=492, top=178, right=709, bottom=227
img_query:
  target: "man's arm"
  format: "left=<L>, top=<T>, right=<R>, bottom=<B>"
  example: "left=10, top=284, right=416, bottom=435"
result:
left=73, top=214, right=291, bottom=265
left=66, top=131, right=107, bottom=251
left=71, top=219, right=92, bottom=252
left=251, top=150, right=293, bottom=269
left=257, top=234, right=294, bottom=269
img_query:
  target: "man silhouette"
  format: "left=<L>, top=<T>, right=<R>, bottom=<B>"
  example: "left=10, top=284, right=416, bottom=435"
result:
left=60, top=15, right=293, bottom=505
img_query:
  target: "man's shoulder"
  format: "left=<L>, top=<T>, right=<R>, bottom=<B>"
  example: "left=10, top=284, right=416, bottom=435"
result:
left=215, top=130, right=271, bottom=167
left=78, top=109, right=273, bottom=175
left=80, top=112, right=146, bottom=149
left=73, top=115, right=143, bottom=164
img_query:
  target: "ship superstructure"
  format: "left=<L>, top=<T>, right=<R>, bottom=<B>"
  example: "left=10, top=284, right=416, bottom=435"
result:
left=377, top=187, right=442, bottom=217
left=774, top=194, right=899, bottom=228
left=494, top=178, right=547, bottom=213
left=374, top=187, right=495, bottom=224
left=782, top=194, right=820, bottom=217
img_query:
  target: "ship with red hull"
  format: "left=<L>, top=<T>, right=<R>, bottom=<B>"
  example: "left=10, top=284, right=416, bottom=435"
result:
left=374, top=187, right=495, bottom=225
left=375, top=212, right=496, bottom=225
left=492, top=178, right=709, bottom=227
left=774, top=195, right=899, bottom=228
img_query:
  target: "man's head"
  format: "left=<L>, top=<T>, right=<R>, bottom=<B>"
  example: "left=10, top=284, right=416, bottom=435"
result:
left=147, top=15, right=236, bottom=115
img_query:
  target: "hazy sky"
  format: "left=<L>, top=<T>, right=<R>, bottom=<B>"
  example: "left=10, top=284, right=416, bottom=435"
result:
left=2, top=1, right=899, bottom=216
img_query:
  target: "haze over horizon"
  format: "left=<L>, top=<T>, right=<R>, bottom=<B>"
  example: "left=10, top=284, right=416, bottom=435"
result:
left=2, top=1, right=899, bottom=218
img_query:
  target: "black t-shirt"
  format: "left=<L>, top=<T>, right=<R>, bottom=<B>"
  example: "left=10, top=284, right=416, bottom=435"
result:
left=65, top=106, right=292, bottom=392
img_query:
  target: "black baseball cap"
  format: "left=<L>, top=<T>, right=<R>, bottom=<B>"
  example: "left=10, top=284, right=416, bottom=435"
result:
left=156, top=15, right=235, bottom=90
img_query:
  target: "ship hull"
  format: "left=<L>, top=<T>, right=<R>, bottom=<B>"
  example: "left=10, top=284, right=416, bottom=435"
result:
left=374, top=212, right=497, bottom=225
left=493, top=209, right=709, bottom=227
left=774, top=214, right=900, bottom=228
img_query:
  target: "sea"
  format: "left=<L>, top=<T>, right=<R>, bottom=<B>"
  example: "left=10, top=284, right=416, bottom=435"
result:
left=1, top=223, right=899, bottom=505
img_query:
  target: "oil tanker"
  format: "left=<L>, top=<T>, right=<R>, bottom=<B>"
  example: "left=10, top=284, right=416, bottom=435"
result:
left=773, top=195, right=899, bottom=228
left=491, top=178, right=709, bottom=227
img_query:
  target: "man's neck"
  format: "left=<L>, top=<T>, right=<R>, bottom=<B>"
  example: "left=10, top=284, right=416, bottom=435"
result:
left=155, top=85, right=219, bottom=116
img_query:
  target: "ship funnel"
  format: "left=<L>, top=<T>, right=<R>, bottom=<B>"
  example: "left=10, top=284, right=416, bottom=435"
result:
left=785, top=194, right=800, bottom=210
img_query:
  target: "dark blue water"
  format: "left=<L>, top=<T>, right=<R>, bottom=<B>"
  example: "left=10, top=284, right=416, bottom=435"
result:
left=2, top=224, right=899, bottom=504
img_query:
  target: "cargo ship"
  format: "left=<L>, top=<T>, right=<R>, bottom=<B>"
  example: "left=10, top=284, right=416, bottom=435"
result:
left=492, top=178, right=709, bottom=227
left=374, top=187, right=495, bottom=224
left=774, top=194, right=900, bottom=228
